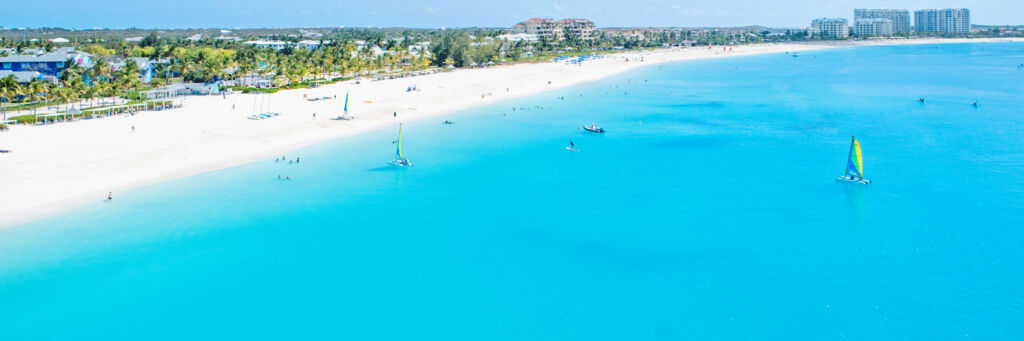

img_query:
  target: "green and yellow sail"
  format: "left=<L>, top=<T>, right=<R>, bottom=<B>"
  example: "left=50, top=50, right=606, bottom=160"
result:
left=395, top=124, right=403, bottom=160
left=845, top=136, right=864, bottom=178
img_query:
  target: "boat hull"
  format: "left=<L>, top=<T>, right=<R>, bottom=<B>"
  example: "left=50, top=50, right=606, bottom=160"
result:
left=835, top=177, right=871, bottom=184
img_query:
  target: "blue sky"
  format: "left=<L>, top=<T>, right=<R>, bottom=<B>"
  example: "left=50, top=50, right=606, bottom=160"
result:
left=1, top=0, right=1016, bottom=29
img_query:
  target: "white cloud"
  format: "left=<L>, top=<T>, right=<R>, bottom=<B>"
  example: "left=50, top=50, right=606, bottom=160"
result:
left=425, top=6, right=435, bottom=13
left=553, top=2, right=566, bottom=11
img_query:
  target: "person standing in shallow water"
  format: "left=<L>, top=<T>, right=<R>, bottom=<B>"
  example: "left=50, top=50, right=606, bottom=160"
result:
left=107, top=192, right=113, bottom=201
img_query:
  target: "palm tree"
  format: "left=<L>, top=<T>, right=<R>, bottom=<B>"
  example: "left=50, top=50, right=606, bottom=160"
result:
left=91, top=59, right=111, bottom=85
left=0, top=75, right=23, bottom=120
left=27, top=80, right=46, bottom=116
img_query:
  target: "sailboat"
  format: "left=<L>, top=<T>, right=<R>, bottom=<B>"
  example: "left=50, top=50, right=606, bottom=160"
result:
left=333, top=90, right=357, bottom=120
left=836, top=136, right=871, bottom=184
left=388, top=124, right=413, bottom=167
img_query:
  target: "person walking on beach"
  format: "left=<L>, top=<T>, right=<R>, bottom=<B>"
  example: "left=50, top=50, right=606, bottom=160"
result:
left=131, top=125, right=135, bottom=133
left=313, top=113, right=316, bottom=120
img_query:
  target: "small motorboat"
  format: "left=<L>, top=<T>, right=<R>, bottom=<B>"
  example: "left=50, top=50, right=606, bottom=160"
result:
left=582, top=124, right=605, bottom=133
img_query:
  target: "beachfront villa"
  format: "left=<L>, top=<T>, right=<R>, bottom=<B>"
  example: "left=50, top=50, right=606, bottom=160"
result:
left=0, top=47, right=93, bottom=82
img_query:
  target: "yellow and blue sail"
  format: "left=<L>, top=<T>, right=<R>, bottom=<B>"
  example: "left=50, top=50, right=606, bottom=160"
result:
left=845, top=137, right=864, bottom=178
left=343, top=91, right=349, bottom=114
left=396, top=125, right=403, bottom=159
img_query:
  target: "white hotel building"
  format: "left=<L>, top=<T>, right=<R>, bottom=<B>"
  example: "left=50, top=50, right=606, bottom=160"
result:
left=854, top=18, right=893, bottom=36
left=811, top=18, right=849, bottom=39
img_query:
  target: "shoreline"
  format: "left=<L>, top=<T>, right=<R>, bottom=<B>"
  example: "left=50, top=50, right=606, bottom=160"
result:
left=2, top=37, right=1021, bottom=229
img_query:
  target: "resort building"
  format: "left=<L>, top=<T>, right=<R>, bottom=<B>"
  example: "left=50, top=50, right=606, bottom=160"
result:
left=915, top=8, right=970, bottom=34
left=811, top=18, right=849, bottom=39
left=0, top=70, right=44, bottom=83
left=243, top=40, right=289, bottom=50
left=110, top=57, right=161, bottom=84
left=602, top=29, right=648, bottom=41
left=0, top=47, right=92, bottom=80
left=512, top=18, right=595, bottom=41
left=854, top=18, right=893, bottom=36
left=297, top=40, right=328, bottom=50
left=496, top=33, right=539, bottom=42
left=854, top=9, right=911, bottom=33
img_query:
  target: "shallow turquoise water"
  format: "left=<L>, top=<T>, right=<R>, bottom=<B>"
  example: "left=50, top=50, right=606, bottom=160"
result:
left=2, top=43, right=1024, bottom=339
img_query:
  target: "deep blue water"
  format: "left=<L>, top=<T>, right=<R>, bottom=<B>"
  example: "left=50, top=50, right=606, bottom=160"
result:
left=2, top=43, right=1024, bottom=339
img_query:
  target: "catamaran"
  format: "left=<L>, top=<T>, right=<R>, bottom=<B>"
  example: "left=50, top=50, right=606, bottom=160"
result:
left=388, top=124, right=413, bottom=167
left=836, top=136, right=871, bottom=184
left=333, top=90, right=357, bottom=120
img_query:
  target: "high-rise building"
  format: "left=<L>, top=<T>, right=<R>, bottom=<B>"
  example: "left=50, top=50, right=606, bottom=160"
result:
left=915, top=8, right=970, bottom=34
left=811, top=18, right=849, bottom=39
left=938, top=8, right=971, bottom=33
left=915, top=9, right=939, bottom=33
left=854, top=9, right=910, bottom=33
left=855, top=19, right=894, bottom=36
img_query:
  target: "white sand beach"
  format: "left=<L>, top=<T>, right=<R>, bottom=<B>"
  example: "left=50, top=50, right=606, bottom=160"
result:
left=1, top=37, right=1020, bottom=228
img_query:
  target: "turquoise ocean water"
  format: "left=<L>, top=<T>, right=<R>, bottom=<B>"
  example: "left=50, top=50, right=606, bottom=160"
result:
left=2, top=43, right=1024, bottom=339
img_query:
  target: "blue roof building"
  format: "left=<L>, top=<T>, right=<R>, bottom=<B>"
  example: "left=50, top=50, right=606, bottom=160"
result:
left=0, top=48, right=92, bottom=79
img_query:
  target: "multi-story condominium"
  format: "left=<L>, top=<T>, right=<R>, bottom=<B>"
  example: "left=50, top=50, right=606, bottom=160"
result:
left=938, top=8, right=971, bottom=33
left=559, top=18, right=596, bottom=41
left=915, top=8, right=970, bottom=34
left=513, top=18, right=595, bottom=41
left=855, top=19, right=894, bottom=36
left=854, top=9, right=911, bottom=33
left=811, top=18, right=849, bottom=39
left=915, top=9, right=939, bottom=32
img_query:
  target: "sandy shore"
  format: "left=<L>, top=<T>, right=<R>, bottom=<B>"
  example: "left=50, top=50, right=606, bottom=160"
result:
left=1, top=37, right=1021, bottom=228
